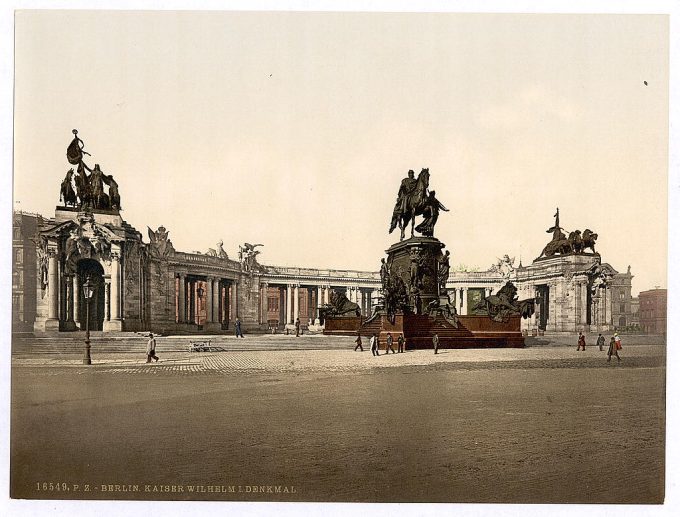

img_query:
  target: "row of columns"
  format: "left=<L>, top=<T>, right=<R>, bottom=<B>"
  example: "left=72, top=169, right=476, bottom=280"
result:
left=277, top=284, right=377, bottom=324
left=176, top=274, right=233, bottom=325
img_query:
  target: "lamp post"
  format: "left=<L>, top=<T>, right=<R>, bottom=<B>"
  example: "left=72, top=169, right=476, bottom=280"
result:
left=196, top=284, right=205, bottom=329
left=82, top=275, right=95, bottom=365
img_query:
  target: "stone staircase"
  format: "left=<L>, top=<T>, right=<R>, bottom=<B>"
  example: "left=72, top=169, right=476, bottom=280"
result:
left=11, top=332, right=354, bottom=356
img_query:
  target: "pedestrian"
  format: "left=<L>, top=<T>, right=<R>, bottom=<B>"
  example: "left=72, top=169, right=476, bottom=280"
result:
left=433, top=333, right=440, bottom=354
left=295, top=318, right=301, bottom=337
left=577, top=332, right=586, bottom=351
left=146, top=333, right=159, bottom=363
left=397, top=333, right=405, bottom=353
left=235, top=317, right=244, bottom=338
left=386, top=332, right=396, bottom=354
left=607, top=335, right=621, bottom=362
left=354, top=332, right=364, bottom=352
left=370, top=333, right=380, bottom=356
left=597, top=333, right=605, bottom=351
left=614, top=332, right=622, bottom=350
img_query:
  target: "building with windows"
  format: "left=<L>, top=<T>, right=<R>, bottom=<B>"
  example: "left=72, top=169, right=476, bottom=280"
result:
left=638, top=288, right=667, bottom=334
left=12, top=212, right=43, bottom=332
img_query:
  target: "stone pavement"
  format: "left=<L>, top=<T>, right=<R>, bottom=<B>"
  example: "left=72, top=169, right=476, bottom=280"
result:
left=11, top=342, right=666, bottom=375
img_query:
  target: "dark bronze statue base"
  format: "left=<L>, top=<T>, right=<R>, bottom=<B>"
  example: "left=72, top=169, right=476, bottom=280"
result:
left=356, top=312, right=525, bottom=350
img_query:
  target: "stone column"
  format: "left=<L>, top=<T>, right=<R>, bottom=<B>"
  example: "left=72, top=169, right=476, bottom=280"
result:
left=581, top=281, right=589, bottom=327
left=575, top=281, right=581, bottom=325
left=232, top=281, right=238, bottom=319
left=462, top=287, right=469, bottom=315
left=73, top=275, right=81, bottom=327
left=65, top=276, right=74, bottom=322
left=317, top=286, right=322, bottom=307
left=205, top=278, right=213, bottom=323
left=105, top=281, right=111, bottom=321
left=286, top=284, right=292, bottom=324
left=294, top=284, right=299, bottom=323
left=213, top=279, right=220, bottom=323
left=110, top=252, right=121, bottom=321
left=356, top=288, right=363, bottom=315
left=45, top=249, right=60, bottom=330
left=178, top=274, right=186, bottom=323
left=605, top=286, right=612, bottom=329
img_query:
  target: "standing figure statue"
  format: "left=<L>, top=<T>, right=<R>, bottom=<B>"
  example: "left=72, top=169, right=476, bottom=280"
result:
left=60, top=169, right=78, bottom=207
left=415, top=190, right=448, bottom=237
left=438, top=250, right=451, bottom=290
left=74, top=163, right=91, bottom=208
left=89, top=164, right=109, bottom=209
left=104, top=174, right=121, bottom=210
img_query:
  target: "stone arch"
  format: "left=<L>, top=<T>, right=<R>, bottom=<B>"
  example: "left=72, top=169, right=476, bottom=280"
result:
left=77, top=258, right=106, bottom=331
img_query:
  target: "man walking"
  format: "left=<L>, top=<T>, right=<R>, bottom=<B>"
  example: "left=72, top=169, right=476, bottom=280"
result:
left=597, top=333, right=605, bottom=351
left=607, top=336, right=621, bottom=362
left=370, top=333, right=380, bottom=356
left=235, top=317, right=244, bottom=338
left=386, top=332, right=396, bottom=354
left=433, top=333, right=440, bottom=355
left=295, top=318, right=301, bottom=337
left=397, top=333, right=405, bottom=353
left=354, top=332, right=364, bottom=352
left=577, top=332, right=586, bottom=351
left=146, top=333, right=159, bottom=363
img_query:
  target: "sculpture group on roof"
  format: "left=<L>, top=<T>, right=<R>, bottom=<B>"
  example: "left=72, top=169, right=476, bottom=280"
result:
left=539, top=208, right=598, bottom=258
left=60, top=129, right=121, bottom=211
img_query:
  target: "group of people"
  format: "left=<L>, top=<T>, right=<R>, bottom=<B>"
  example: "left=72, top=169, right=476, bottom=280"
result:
left=354, top=332, right=442, bottom=355
left=355, top=332, right=406, bottom=355
left=577, top=331, right=622, bottom=362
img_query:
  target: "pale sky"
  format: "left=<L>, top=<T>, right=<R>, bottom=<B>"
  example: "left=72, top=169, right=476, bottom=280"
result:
left=13, top=11, right=668, bottom=295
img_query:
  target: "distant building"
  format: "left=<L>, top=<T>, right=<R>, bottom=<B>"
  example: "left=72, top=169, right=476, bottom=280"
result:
left=12, top=212, right=43, bottom=332
left=630, top=297, right=640, bottom=328
left=638, top=288, right=667, bottom=334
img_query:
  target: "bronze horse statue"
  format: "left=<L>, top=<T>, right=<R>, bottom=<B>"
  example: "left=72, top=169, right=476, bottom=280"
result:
left=389, top=168, right=430, bottom=241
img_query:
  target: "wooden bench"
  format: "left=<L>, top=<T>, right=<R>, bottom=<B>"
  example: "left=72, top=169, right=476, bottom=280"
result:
left=189, top=340, right=226, bottom=352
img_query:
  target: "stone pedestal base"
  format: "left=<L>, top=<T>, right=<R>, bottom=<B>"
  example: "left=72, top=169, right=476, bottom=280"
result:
left=103, top=319, right=123, bottom=332
left=385, top=237, right=445, bottom=314
left=354, top=311, right=525, bottom=349
left=43, top=318, right=61, bottom=331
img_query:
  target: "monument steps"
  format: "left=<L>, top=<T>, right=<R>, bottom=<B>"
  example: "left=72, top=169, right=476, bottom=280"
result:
left=12, top=333, right=354, bottom=355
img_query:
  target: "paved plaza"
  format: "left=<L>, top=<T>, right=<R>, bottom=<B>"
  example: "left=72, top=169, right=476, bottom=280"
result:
left=10, top=336, right=666, bottom=503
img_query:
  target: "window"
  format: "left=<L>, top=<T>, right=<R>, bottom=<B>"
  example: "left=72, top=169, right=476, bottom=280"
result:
left=620, top=303, right=626, bottom=313
left=268, top=297, right=279, bottom=312
left=15, top=248, right=23, bottom=264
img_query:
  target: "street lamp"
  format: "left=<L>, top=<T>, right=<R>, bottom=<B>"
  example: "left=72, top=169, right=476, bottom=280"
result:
left=196, top=284, right=205, bottom=328
left=82, top=275, right=95, bottom=365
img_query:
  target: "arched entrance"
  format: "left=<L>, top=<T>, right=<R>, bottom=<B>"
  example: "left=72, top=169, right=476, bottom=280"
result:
left=77, top=259, right=105, bottom=331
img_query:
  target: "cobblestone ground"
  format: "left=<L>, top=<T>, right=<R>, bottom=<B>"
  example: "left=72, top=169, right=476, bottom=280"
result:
left=10, top=341, right=666, bottom=504
left=11, top=340, right=666, bottom=375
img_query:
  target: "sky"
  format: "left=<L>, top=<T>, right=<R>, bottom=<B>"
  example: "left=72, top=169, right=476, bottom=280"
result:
left=12, top=10, right=669, bottom=295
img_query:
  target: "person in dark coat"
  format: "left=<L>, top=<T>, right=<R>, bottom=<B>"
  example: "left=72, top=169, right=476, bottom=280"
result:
left=608, top=336, right=621, bottom=362
left=596, top=333, right=605, bottom=351
left=354, top=333, right=364, bottom=352
left=433, top=333, right=440, bottom=354
left=397, top=333, right=405, bottom=353
left=235, top=317, right=244, bottom=338
left=295, top=318, right=301, bottom=337
left=577, top=332, right=586, bottom=351
left=386, top=333, right=396, bottom=354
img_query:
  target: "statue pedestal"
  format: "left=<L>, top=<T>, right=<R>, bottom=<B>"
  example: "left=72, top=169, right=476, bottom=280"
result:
left=385, top=236, right=445, bottom=314
left=356, top=311, right=525, bottom=349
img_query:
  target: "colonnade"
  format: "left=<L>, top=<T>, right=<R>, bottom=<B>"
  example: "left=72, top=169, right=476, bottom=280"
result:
left=175, top=273, right=233, bottom=326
